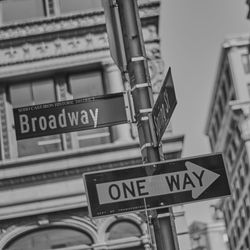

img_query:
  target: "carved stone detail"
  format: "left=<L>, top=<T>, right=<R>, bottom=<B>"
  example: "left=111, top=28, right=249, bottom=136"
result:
left=0, top=32, right=109, bottom=66
left=0, top=1, right=159, bottom=41
left=145, top=42, right=164, bottom=94
left=0, top=13, right=105, bottom=41
left=0, top=158, right=142, bottom=189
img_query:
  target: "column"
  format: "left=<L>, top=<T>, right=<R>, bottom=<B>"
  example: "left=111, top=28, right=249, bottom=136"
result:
left=103, top=61, right=132, bottom=142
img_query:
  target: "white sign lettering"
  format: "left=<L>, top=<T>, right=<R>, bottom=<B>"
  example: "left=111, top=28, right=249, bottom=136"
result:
left=96, top=162, right=220, bottom=204
left=19, top=108, right=99, bottom=134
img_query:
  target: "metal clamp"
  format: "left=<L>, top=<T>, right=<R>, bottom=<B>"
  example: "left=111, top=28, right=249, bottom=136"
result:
left=123, top=91, right=136, bottom=123
left=140, top=142, right=154, bottom=151
left=157, top=212, right=171, bottom=218
left=140, top=116, right=149, bottom=121
left=131, top=56, right=146, bottom=62
left=131, top=83, right=152, bottom=92
left=139, top=108, right=152, bottom=114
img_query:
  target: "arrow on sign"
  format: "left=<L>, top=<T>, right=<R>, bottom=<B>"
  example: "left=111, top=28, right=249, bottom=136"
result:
left=96, top=161, right=220, bottom=204
left=175, top=161, right=220, bottom=199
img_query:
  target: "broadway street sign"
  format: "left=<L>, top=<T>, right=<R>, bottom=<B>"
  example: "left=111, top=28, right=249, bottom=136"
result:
left=152, top=67, right=177, bottom=144
left=83, top=153, right=231, bottom=218
left=14, top=92, right=129, bottom=140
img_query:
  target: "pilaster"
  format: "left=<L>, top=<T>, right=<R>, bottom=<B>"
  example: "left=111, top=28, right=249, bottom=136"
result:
left=103, top=61, right=132, bottom=142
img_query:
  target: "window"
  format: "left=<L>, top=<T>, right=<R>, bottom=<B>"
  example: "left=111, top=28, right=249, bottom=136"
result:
left=232, top=229, right=237, bottom=249
left=225, top=66, right=232, bottom=88
left=211, top=124, right=217, bottom=143
left=214, top=112, right=221, bottom=131
left=243, top=195, right=250, bottom=219
left=59, top=0, right=102, bottom=14
left=208, top=135, right=214, bottom=151
left=0, top=0, right=103, bottom=25
left=234, top=178, right=240, bottom=201
left=243, top=152, right=249, bottom=175
left=218, top=97, right=224, bottom=118
left=1, top=0, right=45, bottom=24
left=67, top=71, right=111, bottom=148
left=3, top=226, right=93, bottom=250
left=226, top=200, right=232, bottom=222
left=238, top=164, right=245, bottom=189
left=236, top=217, right=241, bottom=238
left=242, top=54, right=250, bottom=74
left=106, top=221, right=142, bottom=240
left=245, top=236, right=250, bottom=249
left=240, top=207, right=246, bottom=229
left=10, top=79, right=63, bottom=157
left=247, top=83, right=250, bottom=98
left=105, top=220, right=144, bottom=250
left=227, top=148, right=234, bottom=167
left=7, top=67, right=112, bottom=158
left=230, top=92, right=236, bottom=101
left=221, top=81, right=228, bottom=103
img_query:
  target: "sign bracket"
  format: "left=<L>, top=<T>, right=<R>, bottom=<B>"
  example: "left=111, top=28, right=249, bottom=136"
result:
left=124, top=90, right=136, bottom=123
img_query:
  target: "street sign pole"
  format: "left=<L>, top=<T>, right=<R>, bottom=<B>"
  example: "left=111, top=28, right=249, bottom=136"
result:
left=115, top=1, right=179, bottom=250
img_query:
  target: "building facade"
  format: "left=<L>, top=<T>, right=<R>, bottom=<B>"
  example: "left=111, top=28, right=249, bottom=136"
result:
left=205, top=34, right=250, bottom=250
left=0, top=1, right=189, bottom=250
left=189, top=203, right=229, bottom=250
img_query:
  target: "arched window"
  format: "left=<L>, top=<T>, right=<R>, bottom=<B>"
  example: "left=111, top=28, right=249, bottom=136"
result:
left=106, top=220, right=142, bottom=240
left=106, top=220, right=145, bottom=250
left=4, top=226, right=93, bottom=250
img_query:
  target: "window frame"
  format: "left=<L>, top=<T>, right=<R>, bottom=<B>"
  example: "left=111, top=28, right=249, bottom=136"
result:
left=0, top=0, right=48, bottom=25
left=3, top=226, right=94, bottom=250
left=5, top=66, right=114, bottom=159
left=8, top=77, right=64, bottom=158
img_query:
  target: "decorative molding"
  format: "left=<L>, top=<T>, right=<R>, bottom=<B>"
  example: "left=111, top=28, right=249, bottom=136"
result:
left=0, top=2, right=159, bottom=42
left=0, top=214, right=98, bottom=248
left=0, top=26, right=160, bottom=68
left=0, top=89, right=10, bottom=160
left=145, top=41, right=164, bottom=93
left=0, top=12, right=105, bottom=41
left=0, top=158, right=142, bottom=190
left=0, top=147, right=183, bottom=190
left=0, top=32, right=109, bottom=67
left=0, top=3, right=160, bottom=70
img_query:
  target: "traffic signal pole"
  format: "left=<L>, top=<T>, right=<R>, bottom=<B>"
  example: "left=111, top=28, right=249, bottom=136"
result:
left=116, top=0, right=179, bottom=249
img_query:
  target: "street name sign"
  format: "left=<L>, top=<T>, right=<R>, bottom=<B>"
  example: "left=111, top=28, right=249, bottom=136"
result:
left=13, top=92, right=128, bottom=140
left=152, top=68, right=177, bottom=144
left=83, top=153, right=231, bottom=218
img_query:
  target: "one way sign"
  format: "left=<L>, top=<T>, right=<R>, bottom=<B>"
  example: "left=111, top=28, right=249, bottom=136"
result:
left=83, top=153, right=231, bottom=218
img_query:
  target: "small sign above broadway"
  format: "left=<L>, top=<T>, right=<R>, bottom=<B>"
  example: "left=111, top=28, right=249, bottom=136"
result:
left=83, top=153, right=231, bottom=218
left=13, top=92, right=129, bottom=140
left=152, top=67, right=177, bottom=144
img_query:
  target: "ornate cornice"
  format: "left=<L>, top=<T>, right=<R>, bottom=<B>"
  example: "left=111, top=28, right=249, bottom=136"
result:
left=0, top=32, right=109, bottom=67
left=0, top=2, right=160, bottom=69
left=0, top=2, right=159, bottom=42
left=0, top=151, right=183, bottom=191
left=0, top=158, right=142, bottom=190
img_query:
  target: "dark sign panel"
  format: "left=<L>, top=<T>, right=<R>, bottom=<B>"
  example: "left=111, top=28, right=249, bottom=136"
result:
left=102, top=0, right=127, bottom=72
left=152, top=67, right=177, bottom=144
left=13, top=92, right=128, bottom=140
left=83, top=153, right=231, bottom=218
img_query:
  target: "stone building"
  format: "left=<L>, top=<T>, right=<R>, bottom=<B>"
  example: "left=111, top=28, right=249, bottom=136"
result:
left=205, top=34, right=250, bottom=250
left=0, top=0, right=188, bottom=249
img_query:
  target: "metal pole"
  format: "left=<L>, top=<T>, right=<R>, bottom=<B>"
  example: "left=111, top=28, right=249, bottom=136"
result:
left=116, top=0, right=179, bottom=249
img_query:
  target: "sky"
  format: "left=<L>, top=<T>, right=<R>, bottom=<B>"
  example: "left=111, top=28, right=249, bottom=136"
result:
left=159, top=0, right=250, bottom=225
